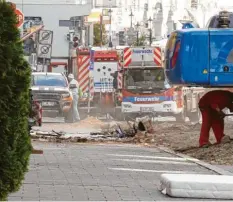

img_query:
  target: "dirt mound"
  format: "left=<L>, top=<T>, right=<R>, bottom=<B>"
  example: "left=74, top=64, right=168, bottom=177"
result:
left=150, top=122, right=233, bottom=165
left=74, top=116, right=105, bottom=128
left=181, top=141, right=233, bottom=165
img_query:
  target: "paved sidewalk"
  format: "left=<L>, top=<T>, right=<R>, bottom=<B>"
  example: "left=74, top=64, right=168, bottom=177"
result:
left=9, top=142, right=218, bottom=201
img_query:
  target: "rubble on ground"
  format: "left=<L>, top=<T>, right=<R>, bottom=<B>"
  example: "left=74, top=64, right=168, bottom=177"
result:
left=32, top=116, right=233, bottom=165
left=31, top=116, right=155, bottom=143
left=181, top=141, right=233, bottom=165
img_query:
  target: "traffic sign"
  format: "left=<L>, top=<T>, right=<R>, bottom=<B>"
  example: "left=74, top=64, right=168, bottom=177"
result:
left=15, top=9, right=24, bottom=28
left=38, top=30, right=53, bottom=45
left=37, top=44, right=52, bottom=59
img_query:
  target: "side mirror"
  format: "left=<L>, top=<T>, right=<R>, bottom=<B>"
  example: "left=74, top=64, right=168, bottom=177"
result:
left=167, top=34, right=170, bottom=38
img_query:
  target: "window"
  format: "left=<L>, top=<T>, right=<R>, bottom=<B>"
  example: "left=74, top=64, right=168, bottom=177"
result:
left=124, top=69, right=165, bottom=90
left=59, top=20, right=71, bottom=27
left=32, top=75, right=68, bottom=87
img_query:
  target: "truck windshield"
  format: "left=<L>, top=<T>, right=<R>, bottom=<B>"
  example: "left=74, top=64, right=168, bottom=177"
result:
left=124, top=68, right=165, bottom=90
left=32, top=74, right=68, bottom=87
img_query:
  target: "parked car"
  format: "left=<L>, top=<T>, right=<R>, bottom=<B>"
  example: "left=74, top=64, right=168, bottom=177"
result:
left=31, top=72, right=73, bottom=119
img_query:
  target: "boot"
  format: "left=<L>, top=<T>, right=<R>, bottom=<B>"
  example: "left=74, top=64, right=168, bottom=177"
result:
left=221, top=135, right=231, bottom=144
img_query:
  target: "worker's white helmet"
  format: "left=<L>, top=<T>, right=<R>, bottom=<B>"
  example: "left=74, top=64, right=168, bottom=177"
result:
left=68, top=74, right=74, bottom=79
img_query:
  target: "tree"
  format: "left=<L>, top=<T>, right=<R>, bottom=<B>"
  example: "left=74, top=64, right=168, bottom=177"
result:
left=133, top=34, right=146, bottom=46
left=0, top=1, right=32, bottom=200
left=93, top=23, right=108, bottom=46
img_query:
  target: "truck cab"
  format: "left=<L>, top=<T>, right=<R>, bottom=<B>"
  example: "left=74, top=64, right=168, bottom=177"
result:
left=31, top=72, right=73, bottom=119
left=119, top=47, right=177, bottom=119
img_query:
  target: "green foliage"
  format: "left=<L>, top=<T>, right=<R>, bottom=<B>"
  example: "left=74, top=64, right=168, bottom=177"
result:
left=0, top=0, right=32, bottom=200
left=93, top=23, right=108, bottom=46
left=133, top=34, right=146, bottom=46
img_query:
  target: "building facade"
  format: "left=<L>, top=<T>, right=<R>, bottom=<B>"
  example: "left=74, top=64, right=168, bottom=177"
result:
left=12, top=0, right=92, bottom=59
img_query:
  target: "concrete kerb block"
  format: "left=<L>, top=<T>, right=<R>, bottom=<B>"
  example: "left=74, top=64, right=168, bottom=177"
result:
left=157, top=146, right=233, bottom=176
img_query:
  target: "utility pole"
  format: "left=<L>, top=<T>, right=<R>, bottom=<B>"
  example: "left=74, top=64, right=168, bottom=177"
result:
left=129, top=10, right=134, bottom=27
left=148, top=17, right=153, bottom=46
left=108, top=8, right=113, bottom=47
left=135, top=22, right=140, bottom=46
left=100, top=12, right=103, bottom=47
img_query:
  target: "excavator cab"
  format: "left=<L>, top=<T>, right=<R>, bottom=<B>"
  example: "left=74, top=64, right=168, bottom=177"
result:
left=207, top=11, right=233, bottom=28
left=165, top=10, right=233, bottom=87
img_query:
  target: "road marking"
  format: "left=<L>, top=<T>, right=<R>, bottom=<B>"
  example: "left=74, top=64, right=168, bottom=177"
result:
left=108, top=168, right=195, bottom=173
left=111, top=158, right=195, bottom=165
left=107, top=154, right=198, bottom=162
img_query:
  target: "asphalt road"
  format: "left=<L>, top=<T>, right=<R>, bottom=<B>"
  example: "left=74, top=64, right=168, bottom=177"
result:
left=8, top=142, right=218, bottom=201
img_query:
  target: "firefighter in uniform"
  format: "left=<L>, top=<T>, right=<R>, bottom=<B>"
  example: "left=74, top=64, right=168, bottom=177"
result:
left=198, top=90, right=233, bottom=147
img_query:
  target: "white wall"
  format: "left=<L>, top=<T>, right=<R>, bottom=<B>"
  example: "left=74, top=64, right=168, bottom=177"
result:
left=13, top=0, right=92, bottom=57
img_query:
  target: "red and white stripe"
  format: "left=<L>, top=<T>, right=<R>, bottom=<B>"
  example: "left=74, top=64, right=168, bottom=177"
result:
left=123, top=47, right=132, bottom=67
left=117, top=61, right=123, bottom=89
left=77, top=55, right=90, bottom=93
left=154, top=47, right=162, bottom=67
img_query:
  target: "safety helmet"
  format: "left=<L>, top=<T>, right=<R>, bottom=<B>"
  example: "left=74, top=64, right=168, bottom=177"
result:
left=68, top=74, right=74, bottom=79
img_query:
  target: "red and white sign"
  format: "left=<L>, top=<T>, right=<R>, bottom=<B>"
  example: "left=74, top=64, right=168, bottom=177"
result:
left=123, top=47, right=132, bottom=67
left=122, top=47, right=162, bottom=68
left=154, top=47, right=162, bottom=67
left=77, top=55, right=91, bottom=93
left=15, top=9, right=24, bottom=28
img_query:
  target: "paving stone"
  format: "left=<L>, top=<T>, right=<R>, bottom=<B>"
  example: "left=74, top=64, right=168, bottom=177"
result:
left=8, top=142, right=221, bottom=201
left=8, top=197, right=22, bottom=201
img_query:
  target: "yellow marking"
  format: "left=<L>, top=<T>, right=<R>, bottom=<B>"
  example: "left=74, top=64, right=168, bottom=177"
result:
left=203, top=69, right=208, bottom=74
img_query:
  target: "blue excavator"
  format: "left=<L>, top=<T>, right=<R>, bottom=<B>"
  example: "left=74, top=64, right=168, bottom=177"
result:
left=165, top=10, right=233, bottom=88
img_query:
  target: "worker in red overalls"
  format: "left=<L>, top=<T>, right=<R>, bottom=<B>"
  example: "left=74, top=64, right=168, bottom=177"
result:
left=198, top=90, right=233, bottom=147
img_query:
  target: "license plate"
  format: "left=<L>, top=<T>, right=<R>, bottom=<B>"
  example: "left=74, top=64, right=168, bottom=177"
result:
left=42, top=102, right=55, bottom=106
left=140, top=107, right=154, bottom=112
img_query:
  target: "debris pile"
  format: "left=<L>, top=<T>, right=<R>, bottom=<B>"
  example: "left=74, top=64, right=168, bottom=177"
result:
left=31, top=116, right=156, bottom=143
left=149, top=122, right=233, bottom=165
left=30, top=130, right=117, bottom=143
left=32, top=115, right=233, bottom=165
left=182, top=141, right=233, bottom=165
left=76, top=116, right=106, bottom=128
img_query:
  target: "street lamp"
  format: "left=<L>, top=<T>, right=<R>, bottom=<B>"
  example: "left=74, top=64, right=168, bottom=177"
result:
left=148, top=17, right=153, bottom=46
left=129, top=10, right=134, bottom=28
left=135, top=22, right=140, bottom=46
left=108, top=8, right=113, bottom=47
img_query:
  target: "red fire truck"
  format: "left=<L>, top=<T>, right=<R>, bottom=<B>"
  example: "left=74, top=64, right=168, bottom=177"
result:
left=116, top=46, right=205, bottom=122
left=73, top=48, right=118, bottom=117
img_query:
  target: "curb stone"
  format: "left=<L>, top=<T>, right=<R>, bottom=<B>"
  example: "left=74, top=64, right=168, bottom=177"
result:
left=157, top=146, right=233, bottom=176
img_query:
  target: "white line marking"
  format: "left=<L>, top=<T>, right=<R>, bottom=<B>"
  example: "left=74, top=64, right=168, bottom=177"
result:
left=108, top=168, right=195, bottom=173
left=107, top=154, right=199, bottom=162
left=111, top=158, right=195, bottom=165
